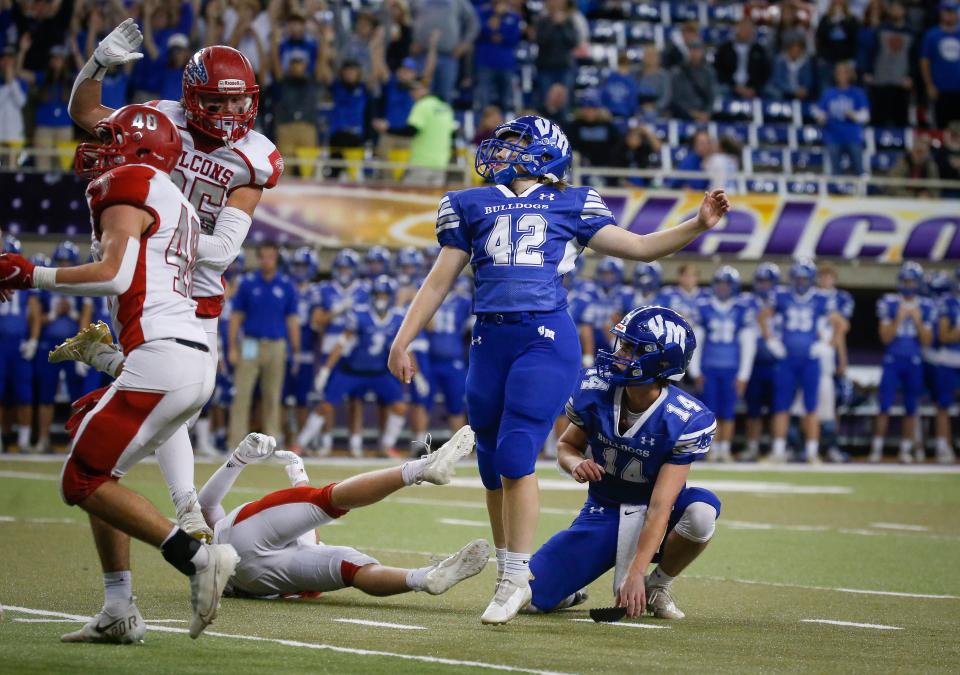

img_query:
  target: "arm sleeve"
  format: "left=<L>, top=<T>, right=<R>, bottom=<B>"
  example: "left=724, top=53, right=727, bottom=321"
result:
left=737, top=325, right=757, bottom=382
left=407, top=99, right=427, bottom=130
left=578, top=188, right=618, bottom=245
left=688, top=321, right=704, bottom=380
left=669, top=409, right=717, bottom=465
left=196, top=206, right=252, bottom=272
left=197, top=456, right=247, bottom=528
left=436, top=192, right=470, bottom=252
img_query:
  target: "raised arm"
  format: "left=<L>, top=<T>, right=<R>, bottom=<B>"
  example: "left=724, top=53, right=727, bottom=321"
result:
left=587, top=190, right=730, bottom=262
left=197, top=433, right=277, bottom=527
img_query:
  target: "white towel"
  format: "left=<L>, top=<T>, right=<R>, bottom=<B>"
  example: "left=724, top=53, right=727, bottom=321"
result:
left=613, top=504, right=648, bottom=595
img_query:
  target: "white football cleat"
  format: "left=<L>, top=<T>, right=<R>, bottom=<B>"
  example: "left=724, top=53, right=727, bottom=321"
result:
left=868, top=447, right=883, bottom=463
left=480, top=572, right=532, bottom=625
left=936, top=445, right=957, bottom=465
left=61, top=602, right=146, bottom=644
left=766, top=448, right=788, bottom=464
left=420, top=425, right=475, bottom=485
left=189, top=544, right=239, bottom=639
left=177, top=497, right=213, bottom=543
left=423, top=539, right=490, bottom=595
left=898, top=449, right=914, bottom=464
left=646, top=585, right=685, bottom=620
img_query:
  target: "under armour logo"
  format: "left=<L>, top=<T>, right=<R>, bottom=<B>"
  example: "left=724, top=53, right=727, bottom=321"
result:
left=471, top=336, right=482, bottom=345
left=589, top=506, right=604, bottom=514
left=638, top=436, right=655, bottom=447
left=538, top=325, right=555, bottom=340
left=539, top=193, right=555, bottom=201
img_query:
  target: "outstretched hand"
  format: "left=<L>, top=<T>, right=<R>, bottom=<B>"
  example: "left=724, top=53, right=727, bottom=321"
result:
left=94, top=18, right=144, bottom=66
left=696, top=189, right=731, bottom=230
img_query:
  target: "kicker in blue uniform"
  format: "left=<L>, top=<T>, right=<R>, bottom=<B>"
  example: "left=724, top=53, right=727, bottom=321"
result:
left=527, top=306, right=719, bottom=619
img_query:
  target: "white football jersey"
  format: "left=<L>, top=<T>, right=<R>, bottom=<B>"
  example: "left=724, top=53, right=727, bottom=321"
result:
left=86, top=164, right=207, bottom=354
left=148, top=99, right=283, bottom=317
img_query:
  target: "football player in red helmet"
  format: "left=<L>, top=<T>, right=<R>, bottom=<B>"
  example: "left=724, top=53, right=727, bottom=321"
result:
left=181, top=45, right=260, bottom=145
left=74, top=103, right=183, bottom=177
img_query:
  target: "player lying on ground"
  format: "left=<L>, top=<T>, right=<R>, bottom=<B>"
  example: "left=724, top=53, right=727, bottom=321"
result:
left=525, top=305, right=720, bottom=619
left=0, top=104, right=238, bottom=642
left=196, top=427, right=489, bottom=599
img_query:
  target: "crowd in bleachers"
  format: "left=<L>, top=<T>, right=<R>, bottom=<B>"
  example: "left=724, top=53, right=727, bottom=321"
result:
left=1, top=0, right=960, bottom=188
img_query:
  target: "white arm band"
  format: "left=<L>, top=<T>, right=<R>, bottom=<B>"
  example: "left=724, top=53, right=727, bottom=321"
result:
left=737, top=327, right=757, bottom=382
left=69, top=54, right=109, bottom=116
left=197, top=206, right=252, bottom=272
left=33, top=237, right=139, bottom=296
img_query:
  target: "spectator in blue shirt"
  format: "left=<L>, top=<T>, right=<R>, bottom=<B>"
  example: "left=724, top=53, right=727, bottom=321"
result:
left=21, top=44, right=74, bottom=171
left=813, top=61, right=870, bottom=176
left=132, top=0, right=193, bottom=101
left=228, top=242, right=301, bottom=449
left=326, top=60, right=370, bottom=176
left=600, top=53, right=640, bottom=127
left=669, top=128, right=712, bottom=190
left=274, top=11, right=319, bottom=77
left=158, top=33, right=191, bottom=102
left=765, top=31, right=817, bottom=101
left=473, top=0, right=522, bottom=114
left=921, top=1, right=960, bottom=128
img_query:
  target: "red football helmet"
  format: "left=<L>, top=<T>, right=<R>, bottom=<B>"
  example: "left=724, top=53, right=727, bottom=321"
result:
left=74, top=104, right=183, bottom=178
left=182, top=45, right=260, bottom=144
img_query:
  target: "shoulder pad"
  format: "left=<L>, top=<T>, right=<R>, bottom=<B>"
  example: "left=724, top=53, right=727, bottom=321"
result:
left=86, top=165, right=156, bottom=222
left=233, top=131, right=283, bottom=189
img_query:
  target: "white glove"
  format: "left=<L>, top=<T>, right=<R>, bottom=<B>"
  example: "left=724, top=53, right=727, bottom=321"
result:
left=314, top=366, right=331, bottom=393
left=413, top=372, right=430, bottom=398
left=231, top=433, right=277, bottom=465
left=93, top=18, right=144, bottom=67
left=75, top=362, right=90, bottom=377
left=766, top=338, right=787, bottom=360
left=581, top=353, right=595, bottom=368
left=810, top=341, right=831, bottom=360
left=272, top=449, right=309, bottom=485
left=19, top=339, right=37, bottom=360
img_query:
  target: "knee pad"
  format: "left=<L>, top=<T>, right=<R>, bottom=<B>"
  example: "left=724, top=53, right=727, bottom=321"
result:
left=673, top=501, right=718, bottom=544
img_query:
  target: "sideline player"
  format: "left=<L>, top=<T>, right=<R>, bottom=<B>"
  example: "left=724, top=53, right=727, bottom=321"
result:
left=934, top=269, right=959, bottom=464
left=0, top=105, right=238, bottom=642
left=526, top=306, right=719, bottom=619
left=388, top=114, right=730, bottom=624
left=815, top=263, right=854, bottom=462
left=197, top=428, right=488, bottom=600
left=67, top=20, right=281, bottom=531
left=741, top=262, right=782, bottom=461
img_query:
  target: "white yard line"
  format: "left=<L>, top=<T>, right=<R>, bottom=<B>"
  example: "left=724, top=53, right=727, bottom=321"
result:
left=870, top=522, right=929, bottom=532
left=334, top=618, right=427, bottom=630
left=689, top=576, right=959, bottom=600
left=0, top=470, right=59, bottom=481
left=3, top=606, right=570, bottom=675
left=569, top=619, right=669, bottom=630
left=388, top=496, right=575, bottom=516
left=437, top=518, right=491, bottom=527
left=12, top=618, right=78, bottom=623
left=801, top=619, right=903, bottom=630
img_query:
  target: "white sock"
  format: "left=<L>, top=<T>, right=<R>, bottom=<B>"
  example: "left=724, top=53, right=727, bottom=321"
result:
left=805, top=439, right=819, bottom=459
left=298, top=412, right=325, bottom=448
left=401, top=456, right=432, bottom=485
left=89, top=343, right=125, bottom=377
left=503, top=551, right=530, bottom=579
left=194, top=418, right=212, bottom=450
left=320, top=432, right=333, bottom=452
left=495, top=547, right=507, bottom=580
left=103, top=570, right=133, bottom=613
left=871, top=436, right=883, bottom=454
left=349, top=434, right=363, bottom=455
left=405, top=565, right=432, bottom=592
left=156, top=430, right=197, bottom=517
left=647, top=566, right=675, bottom=589
left=380, top=413, right=405, bottom=451
left=746, top=439, right=759, bottom=455
left=771, top=438, right=786, bottom=456
left=899, top=438, right=913, bottom=455
left=936, top=437, right=951, bottom=454
left=191, top=544, right=210, bottom=572
left=16, top=425, right=30, bottom=449
left=717, top=440, right=731, bottom=458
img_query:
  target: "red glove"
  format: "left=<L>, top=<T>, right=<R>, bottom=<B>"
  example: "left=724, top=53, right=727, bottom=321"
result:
left=65, top=386, right=110, bottom=439
left=0, top=253, right=36, bottom=290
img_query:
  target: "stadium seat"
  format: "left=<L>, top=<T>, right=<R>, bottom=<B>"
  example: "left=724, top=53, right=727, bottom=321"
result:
left=869, top=127, right=910, bottom=151
left=670, top=2, right=702, bottom=23
left=707, top=3, right=742, bottom=23
left=749, top=148, right=786, bottom=173
left=294, top=146, right=322, bottom=178
left=589, top=19, right=622, bottom=45
left=790, top=148, right=825, bottom=173
left=827, top=180, right=860, bottom=196
left=760, top=99, right=798, bottom=125
left=869, top=150, right=903, bottom=175
left=630, top=2, right=662, bottom=22
left=625, top=21, right=660, bottom=46
left=746, top=178, right=780, bottom=193
left=793, top=126, right=824, bottom=147
left=671, top=145, right=690, bottom=167
left=713, top=97, right=756, bottom=123
left=575, top=64, right=603, bottom=89
left=387, top=148, right=411, bottom=181
left=652, top=121, right=671, bottom=143
left=714, top=122, right=750, bottom=144
left=800, top=101, right=820, bottom=125
left=703, top=25, right=735, bottom=45
left=56, top=141, right=78, bottom=172
left=756, top=123, right=791, bottom=147
left=786, top=179, right=821, bottom=195
left=672, top=120, right=706, bottom=144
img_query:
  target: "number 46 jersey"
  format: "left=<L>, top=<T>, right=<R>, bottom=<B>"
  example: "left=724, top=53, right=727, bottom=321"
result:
left=436, top=183, right=617, bottom=313
left=565, top=369, right=717, bottom=506
left=149, top=99, right=283, bottom=318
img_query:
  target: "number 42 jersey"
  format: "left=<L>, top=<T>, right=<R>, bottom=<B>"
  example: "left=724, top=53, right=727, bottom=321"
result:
left=436, top=183, right=617, bottom=313
left=565, top=369, right=717, bottom=506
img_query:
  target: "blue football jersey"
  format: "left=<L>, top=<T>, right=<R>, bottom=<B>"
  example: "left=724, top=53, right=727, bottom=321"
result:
left=567, top=282, right=594, bottom=325
left=428, top=292, right=472, bottom=360
left=566, top=369, right=717, bottom=506
left=661, top=285, right=705, bottom=322
left=318, top=280, right=368, bottom=355
left=821, top=287, right=854, bottom=321
left=941, top=295, right=960, bottom=366
left=876, top=294, right=937, bottom=359
left=618, top=287, right=670, bottom=316
left=0, top=290, right=31, bottom=338
left=344, top=305, right=405, bottom=373
left=693, top=296, right=756, bottom=371
left=746, top=288, right=781, bottom=363
left=435, top=183, right=616, bottom=313
left=773, top=289, right=831, bottom=358
left=580, top=285, right=622, bottom=351
left=39, top=291, right=82, bottom=345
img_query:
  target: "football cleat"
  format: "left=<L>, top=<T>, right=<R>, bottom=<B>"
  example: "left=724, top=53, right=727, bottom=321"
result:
left=48, top=320, right=115, bottom=365
left=868, top=447, right=883, bottom=463
left=480, top=572, right=532, bottom=625
left=646, top=585, right=685, bottom=620
left=420, top=426, right=476, bottom=485
left=937, top=445, right=957, bottom=465
left=178, top=497, right=213, bottom=544
left=423, top=539, right=490, bottom=595
left=766, top=448, right=788, bottom=464
left=61, top=602, right=146, bottom=644
left=898, top=448, right=914, bottom=464
left=189, top=544, right=240, bottom=639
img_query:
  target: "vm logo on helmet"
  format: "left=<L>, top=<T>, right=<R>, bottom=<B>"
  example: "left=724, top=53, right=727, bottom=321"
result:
left=646, top=315, right=687, bottom=350
left=533, top=118, right=570, bottom=154
left=185, top=57, right=209, bottom=85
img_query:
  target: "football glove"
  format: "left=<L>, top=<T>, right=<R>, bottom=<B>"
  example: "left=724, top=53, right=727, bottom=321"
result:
left=94, top=18, right=144, bottom=67
left=271, top=449, right=309, bottom=485
left=66, top=385, right=110, bottom=439
left=231, top=433, right=277, bottom=465
left=19, top=338, right=37, bottom=360
left=0, top=253, right=35, bottom=290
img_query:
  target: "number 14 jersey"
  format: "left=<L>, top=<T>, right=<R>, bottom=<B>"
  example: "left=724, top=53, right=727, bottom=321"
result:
left=436, top=183, right=617, bottom=313
left=565, top=369, right=717, bottom=506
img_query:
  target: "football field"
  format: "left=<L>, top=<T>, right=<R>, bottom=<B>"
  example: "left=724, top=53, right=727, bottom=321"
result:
left=1, top=456, right=959, bottom=674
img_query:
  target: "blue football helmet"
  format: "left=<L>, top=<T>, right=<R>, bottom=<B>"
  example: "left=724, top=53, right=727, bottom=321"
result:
left=475, top=115, right=572, bottom=185
left=595, top=306, right=697, bottom=386
left=713, top=265, right=740, bottom=300
left=371, top=274, right=397, bottom=307
left=754, top=261, right=781, bottom=285
left=31, top=252, right=51, bottom=267
left=924, top=270, right=949, bottom=298
left=364, top=246, right=392, bottom=277
left=290, top=246, right=319, bottom=282
left=790, top=258, right=816, bottom=293
left=3, top=234, right=21, bottom=254
left=332, top=248, right=360, bottom=285
left=633, top=261, right=662, bottom=295
left=396, top=246, right=424, bottom=273
left=898, top=260, right=924, bottom=296
left=53, top=241, right=80, bottom=266
left=595, top=257, right=624, bottom=290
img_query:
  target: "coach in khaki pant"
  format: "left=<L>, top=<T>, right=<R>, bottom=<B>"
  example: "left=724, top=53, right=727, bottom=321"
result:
left=228, top=242, right=300, bottom=448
